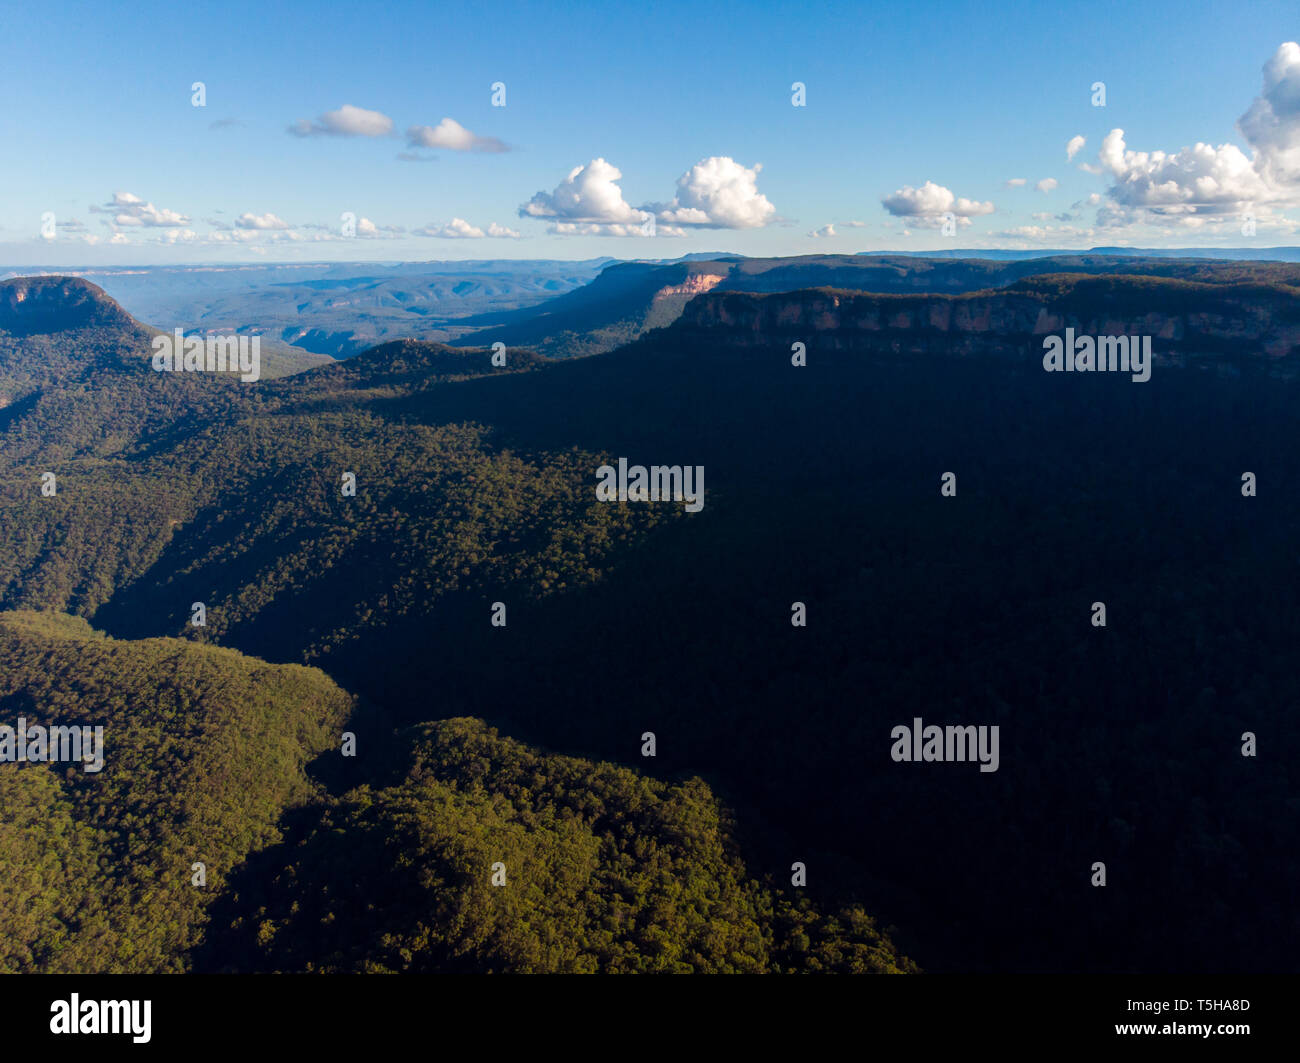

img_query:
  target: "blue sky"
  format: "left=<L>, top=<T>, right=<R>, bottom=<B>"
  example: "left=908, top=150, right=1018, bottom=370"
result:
left=2, top=0, right=1298, bottom=263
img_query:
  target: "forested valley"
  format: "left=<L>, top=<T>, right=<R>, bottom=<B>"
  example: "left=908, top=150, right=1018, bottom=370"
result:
left=0, top=270, right=1296, bottom=973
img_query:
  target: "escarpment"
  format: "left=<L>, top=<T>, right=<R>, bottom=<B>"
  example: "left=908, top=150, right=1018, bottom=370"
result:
left=669, top=274, right=1300, bottom=376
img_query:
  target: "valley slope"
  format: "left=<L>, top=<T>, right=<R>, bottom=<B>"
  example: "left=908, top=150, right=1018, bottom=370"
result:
left=0, top=276, right=914, bottom=974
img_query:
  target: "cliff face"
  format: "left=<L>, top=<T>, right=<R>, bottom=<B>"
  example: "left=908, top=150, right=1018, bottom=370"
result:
left=0, top=276, right=139, bottom=337
left=653, top=272, right=725, bottom=300
left=671, top=276, right=1300, bottom=375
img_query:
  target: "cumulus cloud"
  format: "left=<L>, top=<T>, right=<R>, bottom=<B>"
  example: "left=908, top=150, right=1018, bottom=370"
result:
left=809, top=224, right=836, bottom=237
left=1004, top=177, right=1027, bottom=187
left=1066, top=135, right=1086, bottom=161
left=235, top=212, right=290, bottom=230
left=1082, top=43, right=1300, bottom=229
left=881, top=181, right=995, bottom=228
left=519, top=158, right=652, bottom=234
left=1036, top=177, right=1059, bottom=192
left=288, top=104, right=394, bottom=138
left=355, top=218, right=406, bottom=238
left=1096, top=127, right=1271, bottom=219
left=406, top=118, right=508, bottom=153
left=1238, top=41, right=1300, bottom=185
left=417, top=218, right=485, bottom=238
left=90, top=191, right=190, bottom=228
left=652, top=157, right=776, bottom=229
left=416, top=218, right=521, bottom=238
left=520, top=155, right=773, bottom=235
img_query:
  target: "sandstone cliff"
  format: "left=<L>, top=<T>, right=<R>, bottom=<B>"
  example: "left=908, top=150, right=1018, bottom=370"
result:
left=670, top=274, right=1300, bottom=376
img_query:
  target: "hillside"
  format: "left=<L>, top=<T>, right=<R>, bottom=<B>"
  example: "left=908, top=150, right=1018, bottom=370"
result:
left=0, top=274, right=140, bottom=336
left=449, top=259, right=732, bottom=357
left=199, top=717, right=913, bottom=974
left=0, top=609, right=354, bottom=973
left=0, top=280, right=914, bottom=974
left=0, top=276, right=150, bottom=404
left=0, top=612, right=898, bottom=974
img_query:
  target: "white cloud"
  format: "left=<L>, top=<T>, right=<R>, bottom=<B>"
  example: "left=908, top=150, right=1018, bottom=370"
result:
left=416, top=218, right=522, bottom=238
left=551, top=221, right=678, bottom=237
left=1066, top=135, right=1086, bottom=161
left=289, top=104, right=394, bottom=138
left=1004, top=177, right=1027, bottom=187
left=355, top=218, right=405, bottom=239
left=209, top=230, right=262, bottom=243
left=1097, top=128, right=1270, bottom=218
left=406, top=117, right=508, bottom=153
left=1084, top=43, right=1300, bottom=228
left=521, top=155, right=773, bottom=236
left=881, top=181, right=994, bottom=228
left=1238, top=41, right=1300, bottom=185
left=418, top=218, right=485, bottom=238
left=653, top=157, right=776, bottom=229
left=235, top=212, right=290, bottom=230
left=90, top=191, right=189, bottom=228
left=520, top=158, right=652, bottom=234
left=809, top=220, right=865, bottom=236
left=990, top=222, right=1097, bottom=244
left=1036, top=177, right=1059, bottom=193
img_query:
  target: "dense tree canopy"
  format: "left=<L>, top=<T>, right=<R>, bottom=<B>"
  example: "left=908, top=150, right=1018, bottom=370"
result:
left=1, top=269, right=1296, bottom=973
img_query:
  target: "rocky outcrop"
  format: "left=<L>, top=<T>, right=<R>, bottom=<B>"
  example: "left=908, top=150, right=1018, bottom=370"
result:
left=670, top=275, right=1300, bottom=376
left=653, top=272, right=725, bottom=300
left=0, top=276, right=139, bottom=337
